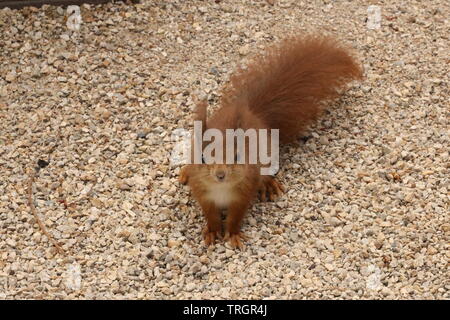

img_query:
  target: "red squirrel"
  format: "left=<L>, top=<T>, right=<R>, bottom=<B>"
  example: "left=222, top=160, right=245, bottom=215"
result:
left=179, top=35, right=362, bottom=248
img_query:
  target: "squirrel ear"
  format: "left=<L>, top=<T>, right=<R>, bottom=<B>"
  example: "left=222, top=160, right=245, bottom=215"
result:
left=192, top=95, right=208, bottom=135
left=236, top=114, right=242, bottom=129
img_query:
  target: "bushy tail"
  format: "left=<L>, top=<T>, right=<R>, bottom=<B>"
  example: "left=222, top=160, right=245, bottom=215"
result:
left=223, top=35, right=363, bottom=143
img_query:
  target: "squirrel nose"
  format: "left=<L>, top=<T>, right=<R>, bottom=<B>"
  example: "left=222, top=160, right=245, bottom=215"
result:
left=215, top=170, right=226, bottom=181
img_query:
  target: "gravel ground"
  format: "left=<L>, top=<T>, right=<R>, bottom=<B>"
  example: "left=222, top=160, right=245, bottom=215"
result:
left=0, top=0, right=448, bottom=299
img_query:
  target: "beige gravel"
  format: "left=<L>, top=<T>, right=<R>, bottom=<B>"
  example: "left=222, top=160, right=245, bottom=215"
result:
left=0, top=0, right=448, bottom=299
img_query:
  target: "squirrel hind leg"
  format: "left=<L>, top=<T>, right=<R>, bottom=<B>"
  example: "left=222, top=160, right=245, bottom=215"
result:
left=258, top=176, right=285, bottom=202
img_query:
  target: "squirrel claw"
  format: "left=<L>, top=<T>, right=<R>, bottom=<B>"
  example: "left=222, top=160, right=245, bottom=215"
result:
left=259, top=176, right=284, bottom=202
left=224, top=232, right=249, bottom=250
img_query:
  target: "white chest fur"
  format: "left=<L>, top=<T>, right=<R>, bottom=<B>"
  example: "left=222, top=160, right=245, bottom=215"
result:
left=205, top=183, right=235, bottom=208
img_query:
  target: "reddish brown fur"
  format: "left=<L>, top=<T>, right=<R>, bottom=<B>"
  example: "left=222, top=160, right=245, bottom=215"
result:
left=223, top=35, right=363, bottom=143
left=180, top=35, right=362, bottom=249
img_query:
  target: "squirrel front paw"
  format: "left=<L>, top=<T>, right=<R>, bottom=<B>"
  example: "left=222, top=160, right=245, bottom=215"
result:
left=224, top=232, right=249, bottom=250
left=258, top=176, right=284, bottom=202
left=202, top=226, right=222, bottom=247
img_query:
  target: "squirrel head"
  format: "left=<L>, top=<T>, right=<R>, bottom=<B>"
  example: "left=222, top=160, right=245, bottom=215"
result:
left=204, top=163, right=248, bottom=184
left=188, top=96, right=256, bottom=185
